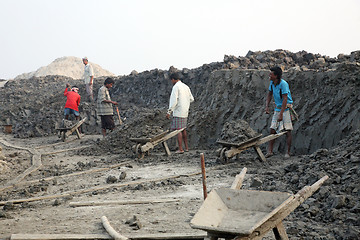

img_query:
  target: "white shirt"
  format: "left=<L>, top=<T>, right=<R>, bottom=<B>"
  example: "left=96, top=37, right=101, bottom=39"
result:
left=83, top=63, right=94, bottom=84
left=168, top=81, right=194, bottom=118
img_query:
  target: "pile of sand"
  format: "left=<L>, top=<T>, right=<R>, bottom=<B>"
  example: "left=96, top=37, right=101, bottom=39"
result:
left=14, top=56, right=114, bottom=80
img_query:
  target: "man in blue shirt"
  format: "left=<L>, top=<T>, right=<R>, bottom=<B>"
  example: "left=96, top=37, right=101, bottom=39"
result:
left=265, top=66, right=293, bottom=158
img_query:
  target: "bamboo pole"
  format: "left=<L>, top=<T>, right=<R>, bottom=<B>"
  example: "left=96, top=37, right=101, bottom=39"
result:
left=200, top=153, right=207, bottom=200
left=69, top=198, right=180, bottom=207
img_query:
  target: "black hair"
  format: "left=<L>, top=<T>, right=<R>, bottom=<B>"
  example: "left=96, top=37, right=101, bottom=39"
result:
left=270, top=66, right=282, bottom=80
left=104, top=77, right=115, bottom=85
left=72, top=85, right=78, bottom=89
left=170, top=72, right=181, bottom=80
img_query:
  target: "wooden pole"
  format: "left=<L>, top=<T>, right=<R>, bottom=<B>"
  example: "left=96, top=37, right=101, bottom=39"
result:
left=230, top=167, right=247, bottom=190
left=200, top=153, right=207, bottom=200
left=115, top=107, right=123, bottom=125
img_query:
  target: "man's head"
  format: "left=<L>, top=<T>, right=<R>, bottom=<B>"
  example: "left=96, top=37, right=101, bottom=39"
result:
left=104, top=77, right=115, bottom=88
left=170, top=72, right=181, bottom=85
left=270, top=66, right=282, bottom=81
left=82, top=57, right=88, bottom=65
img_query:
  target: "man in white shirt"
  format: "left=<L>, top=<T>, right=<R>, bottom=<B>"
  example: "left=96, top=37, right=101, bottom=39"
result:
left=166, top=72, right=194, bottom=153
left=82, top=57, right=94, bottom=102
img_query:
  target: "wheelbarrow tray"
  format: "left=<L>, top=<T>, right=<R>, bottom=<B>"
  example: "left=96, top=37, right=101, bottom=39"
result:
left=129, top=130, right=170, bottom=143
left=216, top=134, right=263, bottom=148
left=190, top=188, right=293, bottom=236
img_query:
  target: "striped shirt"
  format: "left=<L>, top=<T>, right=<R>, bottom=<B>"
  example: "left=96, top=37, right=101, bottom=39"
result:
left=97, top=86, right=113, bottom=116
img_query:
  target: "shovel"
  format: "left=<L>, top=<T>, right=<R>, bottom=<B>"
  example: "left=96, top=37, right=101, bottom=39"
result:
left=115, top=106, right=123, bottom=125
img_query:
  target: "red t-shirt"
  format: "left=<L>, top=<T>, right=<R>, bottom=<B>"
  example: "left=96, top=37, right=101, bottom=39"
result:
left=64, top=88, right=80, bottom=111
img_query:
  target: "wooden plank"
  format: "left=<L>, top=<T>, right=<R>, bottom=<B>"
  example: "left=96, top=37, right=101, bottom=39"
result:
left=273, top=221, right=289, bottom=240
left=11, top=234, right=112, bottom=240
left=225, top=132, right=286, bottom=159
left=129, top=138, right=152, bottom=143
left=216, top=134, right=262, bottom=148
left=230, top=167, right=247, bottom=190
left=141, top=128, right=184, bottom=153
left=237, top=176, right=329, bottom=240
left=75, top=129, right=81, bottom=139
left=256, top=132, right=287, bottom=145
left=69, top=198, right=180, bottom=207
left=253, top=146, right=266, bottom=162
left=101, top=216, right=128, bottom=240
left=10, top=233, right=207, bottom=240
left=65, top=118, right=87, bottom=137
left=130, top=232, right=207, bottom=240
left=162, top=142, right=171, bottom=156
left=150, top=130, right=170, bottom=142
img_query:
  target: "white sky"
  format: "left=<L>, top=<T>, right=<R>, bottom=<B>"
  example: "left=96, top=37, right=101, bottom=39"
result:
left=0, top=0, right=359, bottom=79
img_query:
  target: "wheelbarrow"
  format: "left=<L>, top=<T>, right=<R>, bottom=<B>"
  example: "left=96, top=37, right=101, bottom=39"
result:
left=130, top=128, right=185, bottom=159
left=217, top=132, right=287, bottom=163
left=56, top=117, right=87, bottom=142
left=190, top=168, right=329, bottom=240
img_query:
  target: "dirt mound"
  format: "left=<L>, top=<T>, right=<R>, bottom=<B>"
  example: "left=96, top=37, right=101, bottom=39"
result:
left=224, top=49, right=360, bottom=71
left=78, top=108, right=171, bottom=156
left=0, top=50, right=359, bottom=156
left=219, top=120, right=259, bottom=143
left=254, top=129, right=360, bottom=239
left=14, top=56, right=114, bottom=80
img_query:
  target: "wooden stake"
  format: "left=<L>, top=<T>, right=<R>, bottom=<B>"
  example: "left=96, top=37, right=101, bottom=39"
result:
left=115, top=107, right=123, bottom=125
left=200, top=153, right=207, bottom=200
left=230, top=167, right=247, bottom=190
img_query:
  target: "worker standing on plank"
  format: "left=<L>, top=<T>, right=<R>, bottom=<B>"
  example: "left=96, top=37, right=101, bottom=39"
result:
left=265, top=66, right=294, bottom=158
left=166, top=72, right=194, bottom=154
left=97, top=77, right=118, bottom=137
left=64, top=83, right=81, bottom=121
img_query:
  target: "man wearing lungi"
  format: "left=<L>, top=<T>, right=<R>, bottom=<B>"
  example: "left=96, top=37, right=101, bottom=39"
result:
left=97, top=77, right=118, bottom=137
left=166, top=72, right=194, bottom=153
left=265, top=66, right=294, bottom=158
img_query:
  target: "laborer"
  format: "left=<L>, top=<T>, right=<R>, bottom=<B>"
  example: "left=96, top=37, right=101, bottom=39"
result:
left=82, top=57, right=94, bottom=102
left=97, top=77, right=118, bottom=137
left=64, top=83, right=81, bottom=121
left=265, top=66, right=294, bottom=158
left=166, top=72, right=194, bottom=153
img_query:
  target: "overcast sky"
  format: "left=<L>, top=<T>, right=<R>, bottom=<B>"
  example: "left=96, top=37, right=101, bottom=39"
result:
left=1, top=0, right=359, bottom=79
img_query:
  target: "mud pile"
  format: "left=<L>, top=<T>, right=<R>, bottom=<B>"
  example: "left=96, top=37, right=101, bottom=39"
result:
left=78, top=109, right=171, bottom=156
left=255, top=129, right=360, bottom=239
left=224, top=49, right=360, bottom=71
left=219, top=120, right=259, bottom=143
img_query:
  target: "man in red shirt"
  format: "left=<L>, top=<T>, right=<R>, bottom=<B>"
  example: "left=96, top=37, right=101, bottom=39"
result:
left=64, top=83, right=81, bottom=120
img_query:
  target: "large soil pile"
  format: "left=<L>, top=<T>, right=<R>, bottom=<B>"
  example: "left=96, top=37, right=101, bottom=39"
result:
left=0, top=50, right=359, bottom=155
left=0, top=49, right=359, bottom=239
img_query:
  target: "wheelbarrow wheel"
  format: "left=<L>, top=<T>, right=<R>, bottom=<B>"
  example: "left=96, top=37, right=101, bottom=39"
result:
left=219, top=147, right=228, bottom=164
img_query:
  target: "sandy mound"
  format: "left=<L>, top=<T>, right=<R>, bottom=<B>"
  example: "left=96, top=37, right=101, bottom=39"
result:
left=14, top=56, right=114, bottom=80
